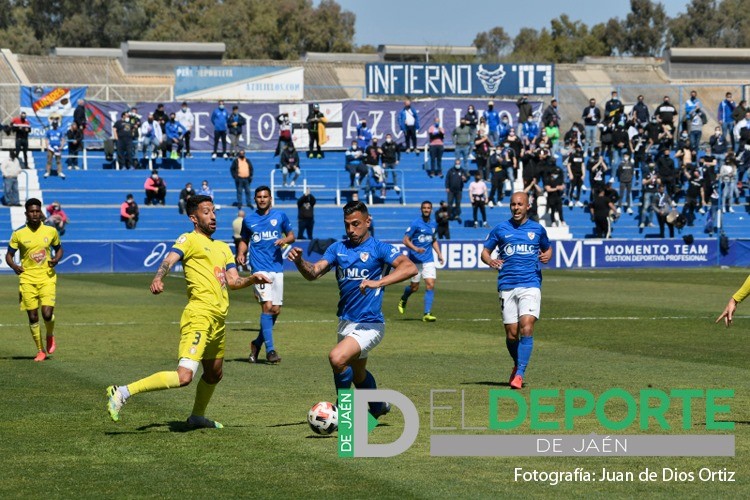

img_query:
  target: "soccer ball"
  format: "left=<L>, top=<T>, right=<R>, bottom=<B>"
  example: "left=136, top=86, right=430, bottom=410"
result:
left=307, top=401, right=338, bottom=435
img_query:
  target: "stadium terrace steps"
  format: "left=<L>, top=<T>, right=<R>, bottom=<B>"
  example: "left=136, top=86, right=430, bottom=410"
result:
left=17, top=150, right=750, bottom=242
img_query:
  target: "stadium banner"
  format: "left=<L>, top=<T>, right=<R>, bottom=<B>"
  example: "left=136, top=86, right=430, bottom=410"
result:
left=175, top=66, right=304, bottom=101
left=0, top=238, right=730, bottom=274
left=365, top=63, right=554, bottom=97
left=87, top=98, right=541, bottom=152
left=20, top=86, right=87, bottom=138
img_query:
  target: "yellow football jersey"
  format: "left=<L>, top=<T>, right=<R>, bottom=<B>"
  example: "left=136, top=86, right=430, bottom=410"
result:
left=171, top=231, right=235, bottom=318
left=8, top=224, right=61, bottom=284
left=732, top=275, right=750, bottom=304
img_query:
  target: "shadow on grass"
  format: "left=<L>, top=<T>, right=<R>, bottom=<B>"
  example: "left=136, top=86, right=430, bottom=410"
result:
left=268, top=420, right=307, bottom=428
left=0, top=356, right=37, bottom=360
left=460, top=381, right=508, bottom=387
left=104, top=420, right=247, bottom=435
left=224, top=358, right=277, bottom=365
left=232, top=327, right=261, bottom=333
left=696, top=420, right=750, bottom=426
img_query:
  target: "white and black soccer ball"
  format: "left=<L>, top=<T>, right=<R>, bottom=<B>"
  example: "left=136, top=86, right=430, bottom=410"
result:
left=307, top=401, right=338, bottom=435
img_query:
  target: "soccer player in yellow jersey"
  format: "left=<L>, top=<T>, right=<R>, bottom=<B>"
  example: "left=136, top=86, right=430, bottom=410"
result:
left=5, top=198, right=64, bottom=361
left=716, top=275, right=750, bottom=327
left=106, top=194, right=271, bottom=428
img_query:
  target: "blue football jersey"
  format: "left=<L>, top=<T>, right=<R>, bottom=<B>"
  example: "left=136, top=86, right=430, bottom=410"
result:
left=240, top=208, right=292, bottom=272
left=323, top=237, right=401, bottom=323
left=404, top=217, right=436, bottom=264
left=483, top=218, right=550, bottom=291
left=46, top=128, right=64, bottom=149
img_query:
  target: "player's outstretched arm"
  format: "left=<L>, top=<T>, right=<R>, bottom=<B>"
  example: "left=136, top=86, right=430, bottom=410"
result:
left=150, top=251, right=181, bottom=294
left=361, top=255, right=417, bottom=292
left=287, top=246, right=330, bottom=281
left=716, top=298, right=737, bottom=328
left=275, top=230, right=296, bottom=247
left=226, top=269, right=273, bottom=290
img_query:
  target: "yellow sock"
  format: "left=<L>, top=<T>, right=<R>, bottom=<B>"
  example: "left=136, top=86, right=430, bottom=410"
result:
left=44, top=314, right=55, bottom=337
left=191, top=378, right=218, bottom=417
left=29, top=323, right=43, bottom=351
left=127, top=371, right=181, bottom=396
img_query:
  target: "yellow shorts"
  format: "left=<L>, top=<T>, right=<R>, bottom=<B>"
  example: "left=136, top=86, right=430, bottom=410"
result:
left=177, top=308, right=226, bottom=362
left=19, top=281, right=56, bottom=311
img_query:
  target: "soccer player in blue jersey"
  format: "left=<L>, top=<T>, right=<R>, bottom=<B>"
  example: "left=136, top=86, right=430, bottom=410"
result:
left=237, top=186, right=295, bottom=364
left=481, top=192, right=552, bottom=389
left=287, top=201, right=417, bottom=417
left=398, top=201, right=445, bottom=321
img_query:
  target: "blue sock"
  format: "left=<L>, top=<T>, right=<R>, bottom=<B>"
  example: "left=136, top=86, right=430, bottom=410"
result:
left=506, top=338, right=519, bottom=366
left=401, top=286, right=413, bottom=303
left=424, top=289, right=434, bottom=314
left=516, top=336, right=533, bottom=377
left=334, top=366, right=354, bottom=391
left=260, top=313, right=275, bottom=352
left=354, top=370, right=384, bottom=414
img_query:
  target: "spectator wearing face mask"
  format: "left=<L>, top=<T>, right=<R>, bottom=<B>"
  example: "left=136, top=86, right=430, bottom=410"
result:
left=211, top=100, right=229, bottom=160
left=230, top=150, right=254, bottom=208
left=380, top=133, right=401, bottom=187
left=275, top=112, right=293, bottom=156
left=165, top=113, right=187, bottom=159
left=144, top=171, right=167, bottom=205
left=139, top=113, right=163, bottom=161
left=428, top=117, right=445, bottom=178
left=43, top=119, right=65, bottom=179
left=175, top=102, right=195, bottom=158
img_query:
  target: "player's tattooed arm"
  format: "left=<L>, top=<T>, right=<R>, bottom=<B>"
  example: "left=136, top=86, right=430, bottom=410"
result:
left=150, top=251, right=181, bottom=294
left=226, top=269, right=272, bottom=290
left=286, top=247, right=330, bottom=281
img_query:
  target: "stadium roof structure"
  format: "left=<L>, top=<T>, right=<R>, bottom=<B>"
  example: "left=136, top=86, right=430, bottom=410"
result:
left=120, top=41, right=226, bottom=74
left=53, top=47, right=123, bottom=58
left=301, top=52, right=381, bottom=63
left=664, top=47, right=750, bottom=81
left=377, top=44, right=477, bottom=62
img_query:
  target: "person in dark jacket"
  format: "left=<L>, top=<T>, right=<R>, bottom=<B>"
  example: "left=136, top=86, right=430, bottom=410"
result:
left=227, top=105, right=247, bottom=157
left=296, top=188, right=316, bottom=240
left=444, top=159, right=469, bottom=223
left=65, top=121, right=83, bottom=170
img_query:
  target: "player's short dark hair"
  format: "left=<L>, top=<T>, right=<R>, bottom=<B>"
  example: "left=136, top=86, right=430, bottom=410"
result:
left=186, top=195, right=213, bottom=215
left=25, top=198, right=42, bottom=210
left=255, top=185, right=271, bottom=196
left=421, top=200, right=432, bottom=207
left=343, top=201, right=368, bottom=217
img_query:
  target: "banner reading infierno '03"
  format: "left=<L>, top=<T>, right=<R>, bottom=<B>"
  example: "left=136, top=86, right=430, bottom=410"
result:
left=20, top=86, right=87, bottom=138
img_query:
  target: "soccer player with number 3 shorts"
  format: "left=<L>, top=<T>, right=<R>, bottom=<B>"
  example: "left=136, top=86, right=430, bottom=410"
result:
left=287, top=201, right=417, bottom=418
left=106, top=195, right=271, bottom=428
left=5, top=198, right=63, bottom=361
left=481, top=192, right=552, bottom=389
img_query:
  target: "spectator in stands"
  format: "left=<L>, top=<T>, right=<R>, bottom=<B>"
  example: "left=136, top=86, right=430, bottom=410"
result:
left=227, top=105, right=246, bottom=157
left=275, top=112, right=293, bottom=156
left=468, top=173, right=488, bottom=228
left=639, top=162, right=660, bottom=228
left=233, top=209, right=247, bottom=271
left=485, top=101, right=500, bottom=144
left=497, top=115, right=512, bottom=145
left=144, top=171, right=167, bottom=205
left=65, top=121, right=83, bottom=170
left=657, top=147, right=677, bottom=201
left=435, top=200, right=450, bottom=239
left=445, top=159, right=469, bottom=223
left=681, top=166, right=703, bottom=226
left=563, top=122, right=584, bottom=156
left=381, top=133, right=401, bottom=187
left=398, top=99, right=420, bottom=154
left=175, top=102, right=194, bottom=158
left=687, top=101, right=707, bottom=149
left=153, top=104, right=168, bottom=133
left=516, top=94, right=534, bottom=134
left=718, top=92, right=736, bottom=152
left=616, top=152, right=635, bottom=215
left=127, top=107, right=141, bottom=168
left=590, top=188, right=616, bottom=238
left=544, top=163, right=566, bottom=227
left=230, top=149, right=253, bottom=208
left=710, top=126, right=729, bottom=166
left=521, top=115, right=540, bottom=146
left=366, top=161, right=387, bottom=200
left=306, top=103, right=326, bottom=159
left=611, top=123, right=630, bottom=172
left=732, top=100, right=747, bottom=150
left=604, top=91, right=624, bottom=124
left=356, top=119, right=373, bottom=150
left=11, top=111, right=31, bottom=168
left=631, top=95, right=650, bottom=125
left=657, top=121, right=674, bottom=152
left=197, top=179, right=215, bottom=200
left=487, top=148, right=505, bottom=208
left=428, top=116, right=445, bottom=178
left=178, top=182, right=194, bottom=215
left=280, top=142, right=301, bottom=187
left=464, top=105, right=479, bottom=139
left=654, top=184, right=675, bottom=238
left=120, top=193, right=139, bottom=229
left=44, top=119, right=65, bottom=179
left=139, top=113, right=163, bottom=161
left=211, top=100, right=229, bottom=160
left=719, top=155, right=739, bottom=213
left=654, top=96, right=677, bottom=138
left=588, top=149, right=608, bottom=201
left=544, top=117, right=561, bottom=156
left=345, top=140, right=367, bottom=187
left=1, top=150, right=21, bottom=206
left=477, top=115, right=489, bottom=138
left=499, top=140, right=517, bottom=195
left=582, top=98, right=601, bottom=156
left=113, top=111, right=133, bottom=170
left=684, top=90, right=702, bottom=125
left=631, top=124, right=649, bottom=176
left=566, top=144, right=586, bottom=208
left=473, top=130, right=492, bottom=181
left=734, top=110, right=750, bottom=150
left=452, top=118, right=472, bottom=167
left=73, top=99, right=87, bottom=131
left=297, top=188, right=316, bottom=240
left=165, top=112, right=187, bottom=159
left=505, top=128, right=522, bottom=158
left=45, top=201, right=69, bottom=236
left=364, top=136, right=381, bottom=169
left=541, top=98, right=560, bottom=127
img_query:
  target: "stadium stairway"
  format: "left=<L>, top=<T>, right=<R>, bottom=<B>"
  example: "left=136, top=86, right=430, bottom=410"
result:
left=2, top=149, right=748, bottom=242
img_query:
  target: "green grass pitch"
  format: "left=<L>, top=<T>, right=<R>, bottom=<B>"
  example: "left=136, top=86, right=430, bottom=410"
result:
left=1, top=268, right=749, bottom=498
